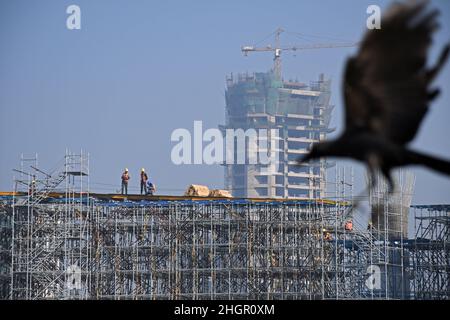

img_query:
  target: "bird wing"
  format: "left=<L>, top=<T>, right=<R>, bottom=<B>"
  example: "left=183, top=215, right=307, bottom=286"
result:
left=343, top=0, right=449, bottom=145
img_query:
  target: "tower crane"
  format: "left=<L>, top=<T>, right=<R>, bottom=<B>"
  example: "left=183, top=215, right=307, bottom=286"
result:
left=241, top=28, right=359, bottom=80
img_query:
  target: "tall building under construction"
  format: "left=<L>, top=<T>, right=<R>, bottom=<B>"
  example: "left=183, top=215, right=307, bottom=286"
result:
left=223, top=70, right=333, bottom=198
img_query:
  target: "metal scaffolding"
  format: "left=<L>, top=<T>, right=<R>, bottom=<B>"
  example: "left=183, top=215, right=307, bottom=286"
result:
left=409, top=204, right=449, bottom=299
left=0, top=155, right=448, bottom=300
left=9, top=150, right=90, bottom=299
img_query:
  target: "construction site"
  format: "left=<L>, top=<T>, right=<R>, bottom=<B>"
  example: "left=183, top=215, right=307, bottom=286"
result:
left=0, top=151, right=448, bottom=300
left=0, top=26, right=449, bottom=301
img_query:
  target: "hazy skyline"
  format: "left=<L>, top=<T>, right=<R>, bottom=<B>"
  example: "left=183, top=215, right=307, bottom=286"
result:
left=1, top=0, right=449, bottom=203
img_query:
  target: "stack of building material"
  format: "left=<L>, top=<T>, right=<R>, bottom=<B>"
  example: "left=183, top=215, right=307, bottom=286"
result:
left=209, top=189, right=232, bottom=198
left=184, top=185, right=210, bottom=197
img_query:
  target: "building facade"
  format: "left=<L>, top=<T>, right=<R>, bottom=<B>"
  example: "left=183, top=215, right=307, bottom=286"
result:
left=223, top=71, right=334, bottom=198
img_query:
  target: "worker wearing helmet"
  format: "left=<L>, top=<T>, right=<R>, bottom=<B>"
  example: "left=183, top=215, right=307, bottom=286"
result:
left=140, top=168, right=148, bottom=195
left=121, top=168, right=130, bottom=195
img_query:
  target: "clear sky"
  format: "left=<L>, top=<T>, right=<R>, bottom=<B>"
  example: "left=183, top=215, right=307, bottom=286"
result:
left=0, top=0, right=449, bottom=204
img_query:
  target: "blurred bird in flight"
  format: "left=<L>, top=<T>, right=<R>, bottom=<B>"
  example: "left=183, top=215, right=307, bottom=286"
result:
left=299, top=0, right=450, bottom=192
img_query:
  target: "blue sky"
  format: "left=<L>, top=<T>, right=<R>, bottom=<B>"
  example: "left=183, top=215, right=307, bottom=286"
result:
left=0, top=0, right=449, bottom=203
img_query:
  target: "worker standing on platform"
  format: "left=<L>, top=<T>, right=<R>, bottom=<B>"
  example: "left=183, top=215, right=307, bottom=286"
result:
left=140, top=168, right=148, bottom=195
left=121, top=168, right=130, bottom=195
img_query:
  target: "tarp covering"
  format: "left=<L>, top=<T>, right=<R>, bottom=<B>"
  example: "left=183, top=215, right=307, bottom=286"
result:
left=209, top=189, right=232, bottom=198
left=184, top=184, right=210, bottom=197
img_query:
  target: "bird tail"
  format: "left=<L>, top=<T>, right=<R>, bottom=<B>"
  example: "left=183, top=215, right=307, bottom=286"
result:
left=405, top=149, right=450, bottom=176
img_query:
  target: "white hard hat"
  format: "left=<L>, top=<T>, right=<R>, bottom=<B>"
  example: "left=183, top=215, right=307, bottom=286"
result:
left=141, top=168, right=145, bottom=172
left=125, top=168, right=128, bottom=172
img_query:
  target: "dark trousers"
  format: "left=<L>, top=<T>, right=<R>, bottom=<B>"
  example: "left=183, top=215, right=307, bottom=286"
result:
left=141, top=181, right=147, bottom=195
left=121, top=182, right=128, bottom=195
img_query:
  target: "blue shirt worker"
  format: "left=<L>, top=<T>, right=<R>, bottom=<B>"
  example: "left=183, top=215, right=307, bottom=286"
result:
left=146, top=180, right=156, bottom=195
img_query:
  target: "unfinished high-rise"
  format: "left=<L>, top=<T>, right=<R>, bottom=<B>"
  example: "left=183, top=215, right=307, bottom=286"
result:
left=223, top=70, right=333, bottom=198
